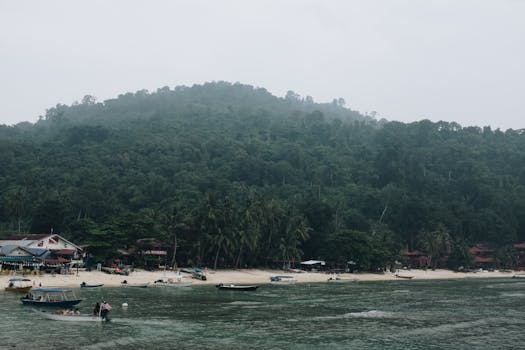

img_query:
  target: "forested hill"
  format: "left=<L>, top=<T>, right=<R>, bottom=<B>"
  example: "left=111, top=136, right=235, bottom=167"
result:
left=1, top=81, right=525, bottom=270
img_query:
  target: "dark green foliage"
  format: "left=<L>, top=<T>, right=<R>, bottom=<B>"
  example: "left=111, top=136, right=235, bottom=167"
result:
left=1, top=82, right=524, bottom=269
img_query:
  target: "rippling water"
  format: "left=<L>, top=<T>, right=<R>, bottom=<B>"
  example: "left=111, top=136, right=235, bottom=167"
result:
left=1, top=278, right=525, bottom=349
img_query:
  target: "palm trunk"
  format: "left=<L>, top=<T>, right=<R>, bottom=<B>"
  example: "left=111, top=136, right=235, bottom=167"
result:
left=214, top=242, right=221, bottom=270
left=235, top=244, right=243, bottom=269
left=171, top=234, right=178, bottom=267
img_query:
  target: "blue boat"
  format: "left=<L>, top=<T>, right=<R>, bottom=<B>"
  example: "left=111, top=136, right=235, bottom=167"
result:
left=20, top=288, right=82, bottom=307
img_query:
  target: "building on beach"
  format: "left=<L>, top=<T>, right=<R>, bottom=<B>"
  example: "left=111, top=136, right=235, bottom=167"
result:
left=400, top=250, right=430, bottom=268
left=469, top=246, right=496, bottom=268
left=0, top=234, right=82, bottom=272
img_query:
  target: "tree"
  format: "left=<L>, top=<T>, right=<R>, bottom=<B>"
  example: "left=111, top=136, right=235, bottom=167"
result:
left=418, top=225, right=452, bottom=269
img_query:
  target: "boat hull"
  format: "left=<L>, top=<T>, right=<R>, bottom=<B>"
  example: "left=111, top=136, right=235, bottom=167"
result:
left=80, top=284, right=104, bottom=288
left=395, top=275, right=414, bottom=280
left=121, top=283, right=149, bottom=288
left=21, top=299, right=82, bottom=307
left=32, top=310, right=109, bottom=322
left=154, top=282, right=192, bottom=288
left=5, top=286, right=32, bottom=293
left=216, top=284, right=258, bottom=291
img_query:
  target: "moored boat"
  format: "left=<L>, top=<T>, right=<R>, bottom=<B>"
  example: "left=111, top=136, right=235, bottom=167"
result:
left=80, top=282, right=104, bottom=288
left=216, top=283, right=258, bottom=291
left=5, top=278, right=33, bottom=293
left=327, top=275, right=357, bottom=283
left=395, top=274, right=415, bottom=280
left=270, top=275, right=297, bottom=285
left=21, top=288, right=82, bottom=307
left=121, top=280, right=149, bottom=288
left=32, top=309, right=110, bottom=322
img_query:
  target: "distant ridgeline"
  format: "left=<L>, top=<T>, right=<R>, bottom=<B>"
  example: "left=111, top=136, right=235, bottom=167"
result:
left=1, top=81, right=525, bottom=271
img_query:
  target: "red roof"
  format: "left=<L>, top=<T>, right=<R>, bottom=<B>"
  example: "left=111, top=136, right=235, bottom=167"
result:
left=469, top=247, right=495, bottom=254
left=43, top=257, right=70, bottom=264
left=514, top=243, right=525, bottom=249
left=51, top=249, right=76, bottom=255
left=474, top=256, right=495, bottom=263
left=401, top=250, right=426, bottom=256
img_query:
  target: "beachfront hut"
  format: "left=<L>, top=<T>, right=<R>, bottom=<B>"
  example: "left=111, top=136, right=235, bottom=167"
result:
left=469, top=246, right=497, bottom=268
left=137, top=238, right=168, bottom=269
left=0, top=245, right=43, bottom=271
left=0, top=234, right=83, bottom=272
left=400, top=250, right=430, bottom=268
left=0, top=234, right=82, bottom=255
left=513, top=243, right=525, bottom=270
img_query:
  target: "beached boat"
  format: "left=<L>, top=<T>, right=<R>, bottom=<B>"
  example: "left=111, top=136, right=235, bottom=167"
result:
left=21, top=288, right=82, bottom=307
left=327, top=275, right=357, bottom=283
left=121, top=281, right=149, bottom=288
left=395, top=274, right=415, bottom=280
left=270, top=275, right=297, bottom=285
left=154, top=275, right=192, bottom=288
left=32, top=309, right=110, bottom=322
left=192, top=268, right=207, bottom=281
left=80, top=282, right=104, bottom=289
left=216, top=283, right=258, bottom=291
left=5, top=278, right=32, bottom=293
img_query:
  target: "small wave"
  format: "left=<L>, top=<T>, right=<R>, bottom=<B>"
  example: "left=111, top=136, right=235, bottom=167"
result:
left=500, top=292, right=525, bottom=297
left=344, top=310, right=394, bottom=318
left=313, top=310, right=394, bottom=320
left=227, top=301, right=263, bottom=306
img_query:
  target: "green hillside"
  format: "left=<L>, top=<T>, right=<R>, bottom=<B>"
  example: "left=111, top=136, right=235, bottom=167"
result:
left=1, top=82, right=525, bottom=270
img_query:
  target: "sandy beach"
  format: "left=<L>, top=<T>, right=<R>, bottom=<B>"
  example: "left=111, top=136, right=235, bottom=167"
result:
left=0, top=268, right=518, bottom=290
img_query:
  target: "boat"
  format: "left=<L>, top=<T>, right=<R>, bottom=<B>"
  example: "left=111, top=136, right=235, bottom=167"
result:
left=192, top=268, right=207, bottom=281
left=20, top=288, right=82, bottom=307
left=80, top=282, right=104, bottom=288
left=270, top=275, right=297, bottom=285
left=216, top=283, right=258, bottom=291
left=395, top=274, right=415, bottom=280
left=120, top=280, right=149, bottom=288
left=31, top=309, right=110, bottom=322
left=5, top=277, right=33, bottom=293
left=327, top=275, right=357, bottom=283
left=153, top=275, right=192, bottom=288
left=512, top=274, right=525, bottom=278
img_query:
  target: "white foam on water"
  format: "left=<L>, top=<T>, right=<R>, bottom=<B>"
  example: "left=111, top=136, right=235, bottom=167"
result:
left=500, top=292, right=525, bottom=297
left=343, top=310, right=395, bottom=318
left=312, top=310, right=394, bottom=320
left=227, top=301, right=264, bottom=306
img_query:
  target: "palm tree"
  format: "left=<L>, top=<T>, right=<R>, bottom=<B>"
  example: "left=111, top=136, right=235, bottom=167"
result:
left=279, top=208, right=311, bottom=268
left=418, top=224, right=451, bottom=269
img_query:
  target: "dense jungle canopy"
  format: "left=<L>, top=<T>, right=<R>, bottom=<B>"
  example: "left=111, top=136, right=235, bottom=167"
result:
left=1, top=82, right=525, bottom=270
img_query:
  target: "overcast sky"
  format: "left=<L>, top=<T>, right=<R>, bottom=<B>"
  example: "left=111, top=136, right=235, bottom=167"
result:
left=1, top=0, right=524, bottom=129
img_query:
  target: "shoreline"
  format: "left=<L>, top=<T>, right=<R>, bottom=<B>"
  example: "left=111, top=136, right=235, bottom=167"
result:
left=0, top=268, right=518, bottom=290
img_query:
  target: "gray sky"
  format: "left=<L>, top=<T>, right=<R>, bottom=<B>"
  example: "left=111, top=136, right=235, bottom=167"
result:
left=1, top=0, right=524, bottom=129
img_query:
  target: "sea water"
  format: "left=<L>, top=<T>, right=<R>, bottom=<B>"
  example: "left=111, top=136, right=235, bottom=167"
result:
left=1, top=278, right=524, bottom=349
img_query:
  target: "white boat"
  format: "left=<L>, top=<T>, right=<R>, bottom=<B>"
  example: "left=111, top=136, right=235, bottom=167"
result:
left=154, top=274, right=193, bottom=288
left=512, top=274, right=525, bottom=278
left=270, top=275, right=297, bottom=285
left=5, top=277, right=32, bottom=293
left=32, top=309, right=110, bottom=322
